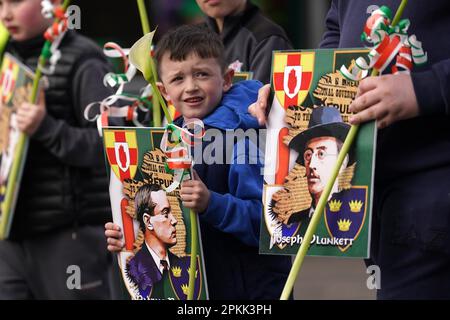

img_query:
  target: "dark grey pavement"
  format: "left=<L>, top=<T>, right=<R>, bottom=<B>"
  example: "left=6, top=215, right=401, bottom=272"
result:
left=293, top=257, right=376, bottom=300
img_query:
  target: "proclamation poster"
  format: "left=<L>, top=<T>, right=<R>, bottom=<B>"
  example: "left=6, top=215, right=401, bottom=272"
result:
left=0, top=53, right=36, bottom=239
left=260, top=49, right=377, bottom=258
left=103, top=127, right=208, bottom=300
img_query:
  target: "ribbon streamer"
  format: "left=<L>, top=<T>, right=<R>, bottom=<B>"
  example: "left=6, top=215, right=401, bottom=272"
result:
left=102, top=42, right=137, bottom=88
left=84, top=89, right=152, bottom=136
left=84, top=42, right=154, bottom=135
left=41, top=0, right=54, bottom=18
left=340, top=5, right=427, bottom=81
left=40, top=1, right=70, bottom=75
left=160, top=119, right=205, bottom=192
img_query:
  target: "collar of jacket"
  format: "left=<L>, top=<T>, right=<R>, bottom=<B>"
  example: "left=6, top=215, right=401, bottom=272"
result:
left=205, top=1, right=259, bottom=44
left=7, top=34, right=46, bottom=60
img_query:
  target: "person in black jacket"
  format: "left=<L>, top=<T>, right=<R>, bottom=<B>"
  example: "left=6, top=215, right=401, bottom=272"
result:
left=0, top=0, right=112, bottom=299
left=197, top=0, right=292, bottom=84
left=321, top=0, right=450, bottom=300
left=249, top=0, right=450, bottom=300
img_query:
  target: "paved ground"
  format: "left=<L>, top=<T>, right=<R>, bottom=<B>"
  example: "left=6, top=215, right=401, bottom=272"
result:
left=293, top=256, right=376, bottom=300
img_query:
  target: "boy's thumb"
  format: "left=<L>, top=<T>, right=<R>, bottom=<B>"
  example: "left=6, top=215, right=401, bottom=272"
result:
left=192, top=169, right=200, bottom=181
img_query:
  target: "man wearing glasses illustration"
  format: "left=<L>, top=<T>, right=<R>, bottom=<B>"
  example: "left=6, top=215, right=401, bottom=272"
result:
left=284, top=106, right=355, bottom=224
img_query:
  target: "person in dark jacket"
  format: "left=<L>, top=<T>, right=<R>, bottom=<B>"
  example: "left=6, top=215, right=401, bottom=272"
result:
left=106, top=24, right=291, bottom=299
left=249, top=0, right=450, bottom=300
left=197, top=0, right=292, bottom=84
left=322, top=0, right=450, bottom=300
left=0, top=0, right=112, bottom=299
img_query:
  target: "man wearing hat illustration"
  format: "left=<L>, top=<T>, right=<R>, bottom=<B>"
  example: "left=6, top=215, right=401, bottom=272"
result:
left=284, top=106, right=355, bottom=224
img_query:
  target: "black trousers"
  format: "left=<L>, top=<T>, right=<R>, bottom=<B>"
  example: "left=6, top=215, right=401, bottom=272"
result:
left=0, top=225, right=112, bottom=299
left=369, top=167, right=450, bottom=300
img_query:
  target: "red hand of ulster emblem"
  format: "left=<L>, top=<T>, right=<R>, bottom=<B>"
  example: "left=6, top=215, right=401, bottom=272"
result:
left=288, top=68, right=297, bottom=95
left=118, top=144, right=127, bottom=169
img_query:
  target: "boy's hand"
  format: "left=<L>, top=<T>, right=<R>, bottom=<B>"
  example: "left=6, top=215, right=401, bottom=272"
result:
left=349, top=73, right=419, bottom=129
left=105, top=222, right=124, bottom=252
left=248, top=84, right=270, bottom=126
left=16, top=91, right=46, bottom=136
left=180, top=170, right=210, bottom=213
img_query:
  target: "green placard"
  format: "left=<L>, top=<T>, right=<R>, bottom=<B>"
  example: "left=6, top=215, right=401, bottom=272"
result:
left=259, top=48, right=376, bottom=258
left=232, top=71, right=253, bottom=84
left=102, top=127, right=208, bottom=300
left=0, top=53, right=37, bottom=239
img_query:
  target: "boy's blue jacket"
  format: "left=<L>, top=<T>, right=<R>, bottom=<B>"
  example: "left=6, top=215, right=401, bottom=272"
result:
left=200, top=80, right=262, bottom=248
left=175, top=80, right=291, bottom=299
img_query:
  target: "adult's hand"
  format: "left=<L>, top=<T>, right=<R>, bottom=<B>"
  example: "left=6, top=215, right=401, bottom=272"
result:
left=349, top=73, right=419, bottom=129
left=248, top=84, right=271, bottom=126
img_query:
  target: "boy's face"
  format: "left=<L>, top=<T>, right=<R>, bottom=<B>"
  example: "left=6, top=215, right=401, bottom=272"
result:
left=196, top=0, right=246, bottom=19
left=158, top=52, right=233, bottom=121
left=0, top=0, right=53, bottom=41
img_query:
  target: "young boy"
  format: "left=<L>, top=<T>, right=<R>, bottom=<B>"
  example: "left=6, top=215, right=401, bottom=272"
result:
left=0, top=0, right=112, bottom=299
left=105, top=24, right=291, bottom=299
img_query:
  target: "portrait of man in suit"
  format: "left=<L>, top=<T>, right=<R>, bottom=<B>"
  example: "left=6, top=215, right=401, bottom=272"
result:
left=281, top=106, right=355, bottom=224
left=125, top=183, right=180, bottom=299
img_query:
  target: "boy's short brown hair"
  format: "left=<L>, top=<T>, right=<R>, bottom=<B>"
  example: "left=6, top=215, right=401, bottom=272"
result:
left=154, top=24, right=227, bottom=77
